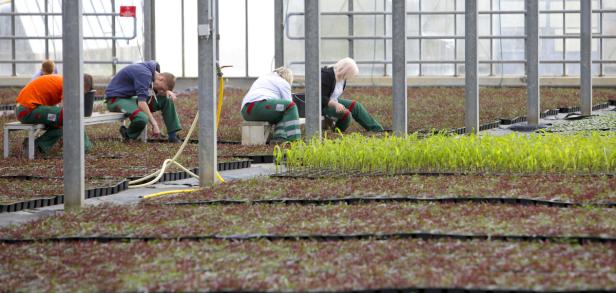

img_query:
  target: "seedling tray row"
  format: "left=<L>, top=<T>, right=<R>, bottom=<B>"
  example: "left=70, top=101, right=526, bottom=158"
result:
left=271, top=169, right=616, bottom=179
left=2, top=231, right=615, bottom=245
left=236, top=155, right=275, bottom=164
left=0, top=180, right=128, bottom=213
left=160, top=195, right=616, bottom=209
left=1, top=160, right=251, bottom=213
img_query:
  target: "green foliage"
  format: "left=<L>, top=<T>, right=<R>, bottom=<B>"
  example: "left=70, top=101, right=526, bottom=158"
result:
left=279, top=132, right=616, bottom=174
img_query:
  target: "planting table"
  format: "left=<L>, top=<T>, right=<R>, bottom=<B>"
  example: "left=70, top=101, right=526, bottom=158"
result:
left=4, top=112, right=147, bottom=159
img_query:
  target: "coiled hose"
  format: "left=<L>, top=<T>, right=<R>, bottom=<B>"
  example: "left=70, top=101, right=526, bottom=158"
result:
left=133, top=74, right=227, bottom=196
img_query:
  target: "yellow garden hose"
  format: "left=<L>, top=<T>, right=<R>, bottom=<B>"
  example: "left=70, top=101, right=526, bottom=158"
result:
left=131, top=73, right=227, bottom=191
left=216, top=75, right=224, bottom=128
left=142, top=188, right=200, bottom=199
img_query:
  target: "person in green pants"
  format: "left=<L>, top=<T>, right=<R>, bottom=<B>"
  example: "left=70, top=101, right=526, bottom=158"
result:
left=321, top=57, right=384, bottom=132
left=241, top=67, right=300, bottom=142
left=104, top=61, right=181, bottom=142
left=15, top=74, right=93, bottom=155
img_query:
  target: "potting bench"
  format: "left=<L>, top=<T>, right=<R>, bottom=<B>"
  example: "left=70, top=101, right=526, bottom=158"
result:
left=3, top=112, right=147, bottom=159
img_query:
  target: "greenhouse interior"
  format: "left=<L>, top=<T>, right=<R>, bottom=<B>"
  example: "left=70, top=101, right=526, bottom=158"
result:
left=0, top=0, right=615, bottom=291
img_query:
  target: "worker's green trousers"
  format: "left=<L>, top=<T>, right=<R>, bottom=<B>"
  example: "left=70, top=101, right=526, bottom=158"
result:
left=106, top=96, right=182, bottom=139
left=322, top=98, right=384, bottom=132
left=16, top=105, right=92, bottom=154
left=241, top=99, right=301, bottom=141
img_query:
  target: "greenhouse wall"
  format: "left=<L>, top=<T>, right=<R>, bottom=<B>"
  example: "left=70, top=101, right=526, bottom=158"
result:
left=1, top=0, right=615, bottom=78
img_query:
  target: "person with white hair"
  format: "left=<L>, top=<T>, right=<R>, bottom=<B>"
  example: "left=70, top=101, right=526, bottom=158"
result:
left=241, top=67, right=301, bottom=142
left=321, top=57, right=383, bottom=132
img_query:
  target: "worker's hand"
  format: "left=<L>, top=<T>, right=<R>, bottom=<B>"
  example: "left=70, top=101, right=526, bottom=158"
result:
left=167, top=90, right=177, bottom=102
left=335, top=102, right=346, bottom=114
left=151, top=124, right=161, bottom=137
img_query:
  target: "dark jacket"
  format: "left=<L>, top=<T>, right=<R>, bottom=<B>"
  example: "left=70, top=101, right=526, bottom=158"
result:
left=105, top=60, right=158, bottom=102
left=321, top=66, right=346, bottom=108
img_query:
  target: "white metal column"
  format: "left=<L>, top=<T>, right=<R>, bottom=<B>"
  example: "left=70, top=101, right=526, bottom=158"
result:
left=526, top=0, right=540, bottom=126
left=392, top=0, right=407, bottom=136
left=580, top=0, right=592, bottom=116
left=305, top=0, right=321, bottom=140
left=63, top=0, right=85, bottom=211
left=198, top=0, right=218, bottom=186
left=275, top=0, right=285, bottom=68
left=144, top=0, right=155, bottom=60
left=465, top=0, right=479, bottom=134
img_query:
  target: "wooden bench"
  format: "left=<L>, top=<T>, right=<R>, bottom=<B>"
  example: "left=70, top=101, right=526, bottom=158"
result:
left=241, top=118, right=319, bottom=145
left=3, top=112, right=147, bottom=159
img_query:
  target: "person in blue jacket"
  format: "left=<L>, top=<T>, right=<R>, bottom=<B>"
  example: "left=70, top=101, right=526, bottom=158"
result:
left=104, top=61, right=182, bottom=142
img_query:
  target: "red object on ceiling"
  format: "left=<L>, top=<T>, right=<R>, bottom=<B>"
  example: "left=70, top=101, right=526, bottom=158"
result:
left=119, top=6, right=136, bottom=17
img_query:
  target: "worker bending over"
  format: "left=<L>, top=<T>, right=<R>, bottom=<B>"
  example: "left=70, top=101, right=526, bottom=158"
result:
left=104, top=60, right=181, bottom=142
left=321, top=57, right=383, bottom=132
left=241, top=67, right=300, bottom=142
left=15, top=74, right=93, bottom=155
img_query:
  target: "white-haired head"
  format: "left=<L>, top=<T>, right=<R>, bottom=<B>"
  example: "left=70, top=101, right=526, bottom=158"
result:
left=333, top=57, right=359, bottom=81
left=273, top=67, right=294, bottom=85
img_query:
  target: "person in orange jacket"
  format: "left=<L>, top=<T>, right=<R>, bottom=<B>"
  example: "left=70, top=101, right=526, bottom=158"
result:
left=15, top=74, right=93, bottom=155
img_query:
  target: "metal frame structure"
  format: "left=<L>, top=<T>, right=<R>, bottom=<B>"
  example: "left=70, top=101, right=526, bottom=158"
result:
left=144, top=0, right=155, bottom=61
left=526, top=0, right=540, bottom=126
left=392, top=0, right=407, bottom=135
left=291, top=0, right=597, bottom=136
left=0, top=0, right=140, bottom=76
left=198, top=0, right=217, bottom=187
left=465, top=0, right=479, bottom=133
left=44, top=0, right=605, bottom=210
left=284, top=3, right=616, bottom=76
left=62, top=0, right=85, bottom=210
left=304, top=0, right=321, bottom=140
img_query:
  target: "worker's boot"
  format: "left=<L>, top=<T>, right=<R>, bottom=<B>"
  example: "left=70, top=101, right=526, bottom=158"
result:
left=168, top=131, right=182, bottom=143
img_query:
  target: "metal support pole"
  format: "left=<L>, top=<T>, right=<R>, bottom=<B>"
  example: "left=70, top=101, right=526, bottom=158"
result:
left=245, top=0, right=249, bottom=77
left=348, top=0, right=354, bottom=58
left=44, top=0, right=49, bottom=59
left=198, top=0, right=217, bottom=186
left=562, top=0, right=566, bottom=76
left=599, top=0, right=603, bottom=76
left=454, top=0, right=458, bottom=76
left=181, top=0, right=186, bottom=77
left=383, top=0, right=387, bottom=76
left=215, top=0, right=220, bottom=60
left=465, top=0, right=479, bottom=134
left=63, top=0, right=85, bottom=211
left=418, top=0, right=422, bottom=76
left=305, top=0, right=322, bottom=140
left=489, top=0, right=494, bottom=76
left=151, top=0, right=156, bottom=59
left=526, top=0, right=540, bottom=126
left=112, top=0, right=117, bottom=74
left=580, top=0, right=592, bottom=116
left=11, top=0, right=16, bottom=76
left=275, top=0, right=285, bottom=67
left=144, top=0, right=153, bottom=60
left=392, top=0, right=407, bottom=136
